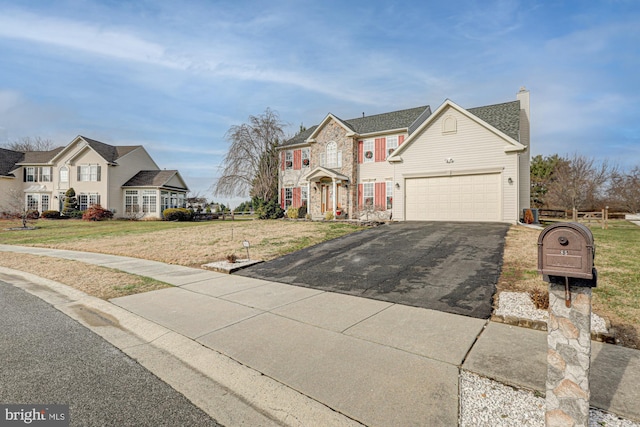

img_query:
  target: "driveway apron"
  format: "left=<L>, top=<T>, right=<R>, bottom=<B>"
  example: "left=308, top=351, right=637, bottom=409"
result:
left=238, top=221, right=509, bottom=319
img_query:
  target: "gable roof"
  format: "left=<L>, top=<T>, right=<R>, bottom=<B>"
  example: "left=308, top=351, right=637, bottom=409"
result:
left=122, top=170, right=188, bottom=190
left=281, top=105, right=430, bottom=148
left=388, top=99, right=525, bottom=161
left=81, top=136, right=140, bottom=163
left=467, top=100, right=520, bottom=141
left=49, top=135, right=141, bottom=165
left=0, top=148, right=24, bottom=176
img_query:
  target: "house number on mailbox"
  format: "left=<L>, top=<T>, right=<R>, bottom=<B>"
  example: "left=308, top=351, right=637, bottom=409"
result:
left=560, top=250, right=569, bottom=255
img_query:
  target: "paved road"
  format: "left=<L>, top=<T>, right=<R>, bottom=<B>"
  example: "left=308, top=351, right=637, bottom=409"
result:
left=0, top=281, right=222, bottom=427
left=238, top=221, right=509, bottom=318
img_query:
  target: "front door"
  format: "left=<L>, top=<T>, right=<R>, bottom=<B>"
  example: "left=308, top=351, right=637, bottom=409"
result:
left=321, top=184, right=335, bottom=213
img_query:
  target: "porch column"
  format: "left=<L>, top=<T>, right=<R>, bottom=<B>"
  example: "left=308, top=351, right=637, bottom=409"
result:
left=332, top=178, right=337, bottom=212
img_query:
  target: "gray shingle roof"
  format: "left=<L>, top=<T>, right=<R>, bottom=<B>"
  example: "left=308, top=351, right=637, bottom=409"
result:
left=467, top=100, right=520, bottom=141
left=81, top=136, right=139, bottom=163
left=122, top=170, right=186, bottom=189
left=281, top=106, right=430, bottom=147
left=344, top=105, right=429, bottom=135
left=0, top=148, right=24, bottom=176
left=21, top=147, right=64, bottom=163
left=281, top=99, right=521, bottom=148
left=285, top=125, right=318, bottom=147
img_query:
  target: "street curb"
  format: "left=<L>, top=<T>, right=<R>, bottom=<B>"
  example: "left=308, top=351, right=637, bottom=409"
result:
left=0, top=267, right=363, bottom=427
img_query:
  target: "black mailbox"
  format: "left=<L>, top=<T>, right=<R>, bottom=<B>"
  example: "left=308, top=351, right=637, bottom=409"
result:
left=538, top=222, right=597, bottom=288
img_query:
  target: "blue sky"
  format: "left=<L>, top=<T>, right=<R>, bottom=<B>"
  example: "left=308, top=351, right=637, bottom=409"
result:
left=1, top=1, right=638, bottom=205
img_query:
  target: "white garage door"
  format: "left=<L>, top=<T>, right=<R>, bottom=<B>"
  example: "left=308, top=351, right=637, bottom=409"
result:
left=405, top=174, right=501, bottom=221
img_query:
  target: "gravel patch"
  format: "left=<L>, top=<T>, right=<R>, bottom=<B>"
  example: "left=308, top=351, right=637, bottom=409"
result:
left=496, top=291, right=608, bottom=334
left=460, top=371, right=640, bottom=427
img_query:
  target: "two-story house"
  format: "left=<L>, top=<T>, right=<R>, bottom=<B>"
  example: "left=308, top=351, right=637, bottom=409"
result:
left=279, top=88, right=530, bottom=223
left=0, top=135, right=189, bottom=219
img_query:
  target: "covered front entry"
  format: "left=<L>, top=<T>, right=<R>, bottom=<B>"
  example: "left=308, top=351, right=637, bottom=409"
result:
left=405, top=173, right=501, bottom=221
left=304, top=166, right=350, bottom=219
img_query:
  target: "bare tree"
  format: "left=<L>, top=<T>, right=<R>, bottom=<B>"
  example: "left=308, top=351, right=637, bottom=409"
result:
left=4, top=136, right=56, bottom=151
left=546, top=154, right=614, bottom=211
left=214, top=108, right=285, bottom=201
left=609, top=166, right=640, bottom=213
left=2, top=188, right=33, bottom=228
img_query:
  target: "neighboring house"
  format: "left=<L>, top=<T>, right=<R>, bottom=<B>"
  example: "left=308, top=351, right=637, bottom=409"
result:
left=0, top=135, right=189, bottom=219
left=279, top=88, right=530, bottom=223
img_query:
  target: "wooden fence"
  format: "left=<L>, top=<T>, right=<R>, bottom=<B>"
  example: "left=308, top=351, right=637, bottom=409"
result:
left=535, top=208, right=610, bottom=229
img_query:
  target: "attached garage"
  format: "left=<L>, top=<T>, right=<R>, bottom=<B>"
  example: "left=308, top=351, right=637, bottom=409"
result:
left=405, top=173, right=501, bottom=222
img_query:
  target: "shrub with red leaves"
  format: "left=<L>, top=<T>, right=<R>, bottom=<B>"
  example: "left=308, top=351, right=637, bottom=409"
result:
left=82, top=204, right=114, bottom=221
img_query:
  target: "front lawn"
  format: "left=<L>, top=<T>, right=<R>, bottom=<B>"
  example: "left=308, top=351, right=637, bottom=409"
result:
left=0, top=218, right=363, bottom=267
left=498, top=220, right=640, bottom=349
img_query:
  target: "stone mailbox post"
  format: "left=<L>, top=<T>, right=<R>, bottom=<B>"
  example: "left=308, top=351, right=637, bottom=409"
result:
left=538, top=223, right=597, bottom=427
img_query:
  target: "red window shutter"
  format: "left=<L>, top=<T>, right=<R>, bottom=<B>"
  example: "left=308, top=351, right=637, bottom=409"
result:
left=281, top=188, right=285, bottom=209
left=293, top=187, right=301, bottom=207
left=293, top=150, right=302, bottom=170
left=375, top=182, right=386, bottom=209
left=281, top=152, right=285, bottom=171
left=358, top=141, right=363, bottom=164
left=358, top=184, right=363, bottom=207
left=398, top=135, right=405, bottom=145
left=375, top=138, right=386, bottom=162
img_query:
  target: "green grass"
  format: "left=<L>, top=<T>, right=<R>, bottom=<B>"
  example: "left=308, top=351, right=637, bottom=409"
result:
left=587, top=221, right=640, bottom=342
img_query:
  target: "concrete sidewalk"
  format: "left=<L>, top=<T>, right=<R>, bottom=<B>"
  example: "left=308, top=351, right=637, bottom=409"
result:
left=1, top=244, right=639, bottom=426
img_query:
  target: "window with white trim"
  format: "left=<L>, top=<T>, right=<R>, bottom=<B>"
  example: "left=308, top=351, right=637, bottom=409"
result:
left=284, top=187, right=293, bottom=208
left=26, top=194, right=39, bottom=210
left=42, top=194, right=49, bottom=212
left=125, top=190, right=139, bottom=213
left=60, top=167, right=69, bottom=183
left=363, top=182, right=374, bottom=206
left=285, top=151, right=293, bottom=170
left=78, top=193, right=100, bottom=211
left=363, top=140, right=374, bottom=163
left=142, top=190, right=157, bottom=213
left=301, top=186, right=308, bottom=206
left=386, top=136, right=398, bottom=158
left=79, top=165, right=100, bottom=181
left=386, top=181, right=393, bottom=209
left=302, top=148, right=310, bottom=168
left=325, top=141, right=342, bottom=168
left=40, top=167, right=52, bottom=182
left=25, top=167, right=36, bottom=182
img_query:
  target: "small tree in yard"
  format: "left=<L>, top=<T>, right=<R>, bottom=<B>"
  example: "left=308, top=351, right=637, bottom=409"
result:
left=214, top=108, right=285, bottom=205
left=2, top=188, right=35, bottom=228
left=62, top=188, right=81, bottom=217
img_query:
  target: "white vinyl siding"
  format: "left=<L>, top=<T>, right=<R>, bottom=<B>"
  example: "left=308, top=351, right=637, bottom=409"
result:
left=393, top=106, right=520, bottom=222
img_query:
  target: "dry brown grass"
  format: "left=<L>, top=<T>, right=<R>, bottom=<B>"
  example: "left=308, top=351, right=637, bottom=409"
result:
left=0, top=219, right=360, bottom=300
left=0, top=252, right=170, bottom=299
left=22, top=220, right=360, bottom=268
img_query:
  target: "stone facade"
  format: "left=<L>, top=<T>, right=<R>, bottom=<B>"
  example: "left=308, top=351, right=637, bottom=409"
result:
left=307, top=120, right=358, bottom=218
left=546, top=284, right=592, bottom=427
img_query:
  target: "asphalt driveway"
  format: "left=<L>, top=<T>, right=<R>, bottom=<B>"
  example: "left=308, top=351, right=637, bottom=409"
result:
left=237, top=222, right=509, bottom=319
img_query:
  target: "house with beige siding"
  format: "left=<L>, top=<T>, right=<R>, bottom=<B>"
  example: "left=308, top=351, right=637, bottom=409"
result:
left=0, top=135, right=188, bottom=219
left=278, top=88, right=530, bottom=223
